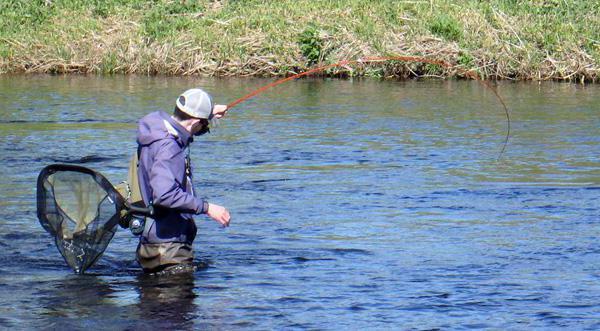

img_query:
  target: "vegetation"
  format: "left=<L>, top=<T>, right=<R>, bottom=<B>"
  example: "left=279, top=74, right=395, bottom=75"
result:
left=0, top=0, right=598, bottom=81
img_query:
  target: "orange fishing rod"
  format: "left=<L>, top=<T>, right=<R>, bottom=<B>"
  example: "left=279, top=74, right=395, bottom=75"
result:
left=227, top=56, right=510, bottom=159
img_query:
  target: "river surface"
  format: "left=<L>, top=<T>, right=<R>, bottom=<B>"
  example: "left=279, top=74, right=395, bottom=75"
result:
left=0, top=75, right=598, bottom=329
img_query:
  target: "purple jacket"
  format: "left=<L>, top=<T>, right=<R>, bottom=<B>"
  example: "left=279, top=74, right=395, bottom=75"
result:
left=136, top=111, right=207, bottom=245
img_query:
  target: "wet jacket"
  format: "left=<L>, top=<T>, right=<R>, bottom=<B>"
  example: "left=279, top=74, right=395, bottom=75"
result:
left=136, top=111, right=207, bottom=245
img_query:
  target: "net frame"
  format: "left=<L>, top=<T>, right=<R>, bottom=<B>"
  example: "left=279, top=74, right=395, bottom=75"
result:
left=36, top=164, right=126, bottom=273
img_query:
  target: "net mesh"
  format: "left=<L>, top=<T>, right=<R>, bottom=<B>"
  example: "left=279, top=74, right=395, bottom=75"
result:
left=37, top=164, right=126, bottom=274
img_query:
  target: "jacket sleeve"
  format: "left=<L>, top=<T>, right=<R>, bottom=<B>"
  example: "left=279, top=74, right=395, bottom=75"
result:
left=148, top=139, right=206, bottom=214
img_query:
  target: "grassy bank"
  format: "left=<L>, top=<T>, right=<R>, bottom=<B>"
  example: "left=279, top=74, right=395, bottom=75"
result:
left=1, top=0, right=599, bottom=81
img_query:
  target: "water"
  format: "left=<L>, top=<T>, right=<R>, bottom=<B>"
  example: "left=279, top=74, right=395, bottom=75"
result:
left=0, top=75, right=599, bottom=329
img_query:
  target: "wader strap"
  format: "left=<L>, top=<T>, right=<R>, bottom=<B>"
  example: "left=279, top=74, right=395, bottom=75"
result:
left=137, top=145, right=141, bottom=166
left=185, top=147, right=191, bottom=177
left=130, top=145, right=148, bottom=208
left=184, top=147, right=194, bottom=196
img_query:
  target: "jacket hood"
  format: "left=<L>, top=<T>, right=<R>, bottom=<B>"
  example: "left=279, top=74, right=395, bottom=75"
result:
left=137, top=111, right=192, bottom=146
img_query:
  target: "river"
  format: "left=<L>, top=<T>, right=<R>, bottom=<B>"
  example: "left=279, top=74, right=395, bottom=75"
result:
left=0, top=75, right=598, bottom=329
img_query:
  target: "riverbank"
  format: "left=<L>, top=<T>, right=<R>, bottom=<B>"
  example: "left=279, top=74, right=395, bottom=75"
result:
left=1, top=0, right=598, bottom=81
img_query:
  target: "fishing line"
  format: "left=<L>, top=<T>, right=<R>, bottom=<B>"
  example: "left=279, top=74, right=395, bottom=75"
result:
left=227, top=56, right=510, bottom=160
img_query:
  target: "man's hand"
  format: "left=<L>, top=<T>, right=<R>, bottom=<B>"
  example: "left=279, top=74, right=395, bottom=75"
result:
left=212, top=104, right=228, bottom=119
left=207, top=203, right=231, bottom=227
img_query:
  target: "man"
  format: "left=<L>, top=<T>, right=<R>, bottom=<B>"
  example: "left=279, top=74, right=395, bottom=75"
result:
left=135, top=88, right=231, bottom=274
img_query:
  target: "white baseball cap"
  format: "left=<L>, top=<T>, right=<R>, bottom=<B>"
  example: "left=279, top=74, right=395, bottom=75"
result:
left=175, top=88, right=214, bottom=120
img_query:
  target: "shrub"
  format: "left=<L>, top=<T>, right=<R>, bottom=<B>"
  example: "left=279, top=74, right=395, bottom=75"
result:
left=458, top=51, right=474, bottom=66
left=298, top=25, right=323, bottom=66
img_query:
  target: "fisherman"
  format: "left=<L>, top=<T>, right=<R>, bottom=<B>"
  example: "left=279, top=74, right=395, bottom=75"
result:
left=135, top=88, right=231, bottom=274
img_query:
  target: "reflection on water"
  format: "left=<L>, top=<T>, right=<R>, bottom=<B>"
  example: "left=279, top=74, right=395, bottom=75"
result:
left=135, top=273, right=197, bottom=329
left=38, top=276, right=117, bottom=319
left=0, top=75, right=599, bottom=329
left=16, top=273, right=199, bottom=330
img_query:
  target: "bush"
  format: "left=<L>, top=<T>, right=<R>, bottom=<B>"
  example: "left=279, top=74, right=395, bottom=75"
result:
left=458, top=51, right=474, bottom=66
left=298, top=25, right=323, bottom=66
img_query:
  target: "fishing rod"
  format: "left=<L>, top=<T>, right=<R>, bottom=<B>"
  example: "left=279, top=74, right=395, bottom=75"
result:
left=227, top=56, right=511, bottom=160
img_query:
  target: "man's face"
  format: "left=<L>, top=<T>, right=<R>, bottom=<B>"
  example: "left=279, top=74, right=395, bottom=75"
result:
left=191, top=118, right=210, bottom=136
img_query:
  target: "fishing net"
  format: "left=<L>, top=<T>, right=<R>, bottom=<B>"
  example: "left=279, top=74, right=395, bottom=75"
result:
left=36, top=164, right=127, bottom=274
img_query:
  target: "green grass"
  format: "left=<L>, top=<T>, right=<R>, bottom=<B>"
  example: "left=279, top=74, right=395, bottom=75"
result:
left=0, top=0, right=598, bottom=81
left=430, top=13, right=463, bottom=42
